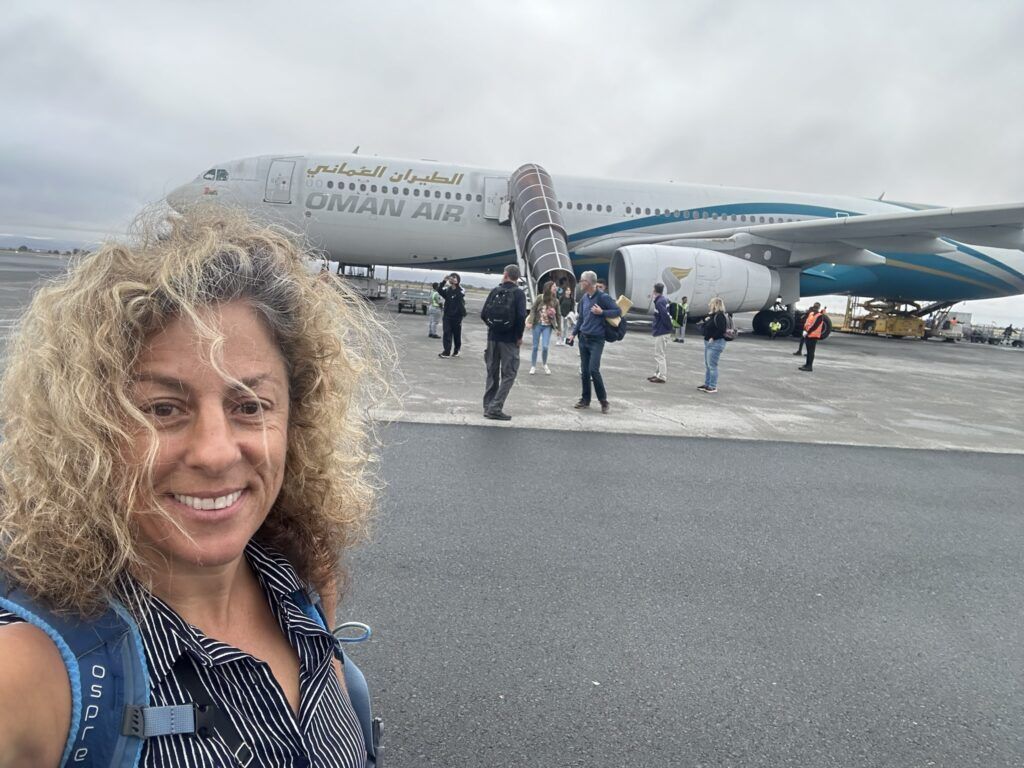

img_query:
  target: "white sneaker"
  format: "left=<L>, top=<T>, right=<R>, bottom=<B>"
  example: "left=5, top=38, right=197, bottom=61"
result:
left=529, top=366, right=536, bottom=375
left=544, top=365, right=551, bottom=375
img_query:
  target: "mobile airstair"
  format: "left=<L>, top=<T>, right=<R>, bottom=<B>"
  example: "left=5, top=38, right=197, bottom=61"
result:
left=504, top=164, right=576, bottom=303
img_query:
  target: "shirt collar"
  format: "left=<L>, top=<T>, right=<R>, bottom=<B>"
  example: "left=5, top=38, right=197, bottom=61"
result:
left=135, top=541, right=336, bottom=687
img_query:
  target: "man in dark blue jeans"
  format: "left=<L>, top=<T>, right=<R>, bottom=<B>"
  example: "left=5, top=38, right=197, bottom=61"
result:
left=566, top=270, right=621, bottom=414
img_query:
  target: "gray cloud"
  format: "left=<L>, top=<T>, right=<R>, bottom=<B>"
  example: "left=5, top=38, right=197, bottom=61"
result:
left=3, top=0, right=1023, bottom=321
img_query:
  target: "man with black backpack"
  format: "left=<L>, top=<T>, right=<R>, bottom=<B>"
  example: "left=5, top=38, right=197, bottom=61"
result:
left=481, top=264, right=528, bottom=420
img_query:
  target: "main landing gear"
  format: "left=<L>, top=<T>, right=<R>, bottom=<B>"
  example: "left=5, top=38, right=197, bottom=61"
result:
left=752, top=308, right=797, bottom=337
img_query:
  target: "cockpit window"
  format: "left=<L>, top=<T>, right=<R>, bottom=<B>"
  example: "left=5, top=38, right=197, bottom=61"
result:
left=203, top=169, right=216, bottom=180
left=216, top=169, right=229, bottom=181
left=201, top=168, right=229, bottom=181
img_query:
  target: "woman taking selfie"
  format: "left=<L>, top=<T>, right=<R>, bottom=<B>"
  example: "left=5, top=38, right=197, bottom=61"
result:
left=0, top=208, right=388, bottom=767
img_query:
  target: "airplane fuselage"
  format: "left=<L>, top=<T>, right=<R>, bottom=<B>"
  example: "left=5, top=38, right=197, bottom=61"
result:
left=169, top=154, right=1024, bottom=303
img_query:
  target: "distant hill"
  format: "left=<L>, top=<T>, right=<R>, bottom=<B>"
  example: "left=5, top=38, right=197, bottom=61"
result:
left=0, top=232, right=95, bottom=254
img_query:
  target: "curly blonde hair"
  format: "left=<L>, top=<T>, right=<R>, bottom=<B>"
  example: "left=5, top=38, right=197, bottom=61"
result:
left=0, top=207, right=393, bottom=615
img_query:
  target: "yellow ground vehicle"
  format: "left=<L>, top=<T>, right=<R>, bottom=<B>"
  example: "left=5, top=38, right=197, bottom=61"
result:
left=839, top=298, right=926, bottom=339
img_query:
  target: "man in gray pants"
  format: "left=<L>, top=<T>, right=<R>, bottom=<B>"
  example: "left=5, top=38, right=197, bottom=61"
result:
left=481, top=264, right=528, bottom=420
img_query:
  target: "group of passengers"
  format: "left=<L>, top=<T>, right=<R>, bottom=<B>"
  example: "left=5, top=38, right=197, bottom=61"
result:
left=423, top=262, right=833, bottom=418
left=427, top=265, right=735, bottom=418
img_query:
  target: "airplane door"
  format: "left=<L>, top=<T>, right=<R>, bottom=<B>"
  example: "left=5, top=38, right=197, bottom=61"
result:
left=483, top=177, right=508, bottom=220
left=265, top=159, right=295, bottom=204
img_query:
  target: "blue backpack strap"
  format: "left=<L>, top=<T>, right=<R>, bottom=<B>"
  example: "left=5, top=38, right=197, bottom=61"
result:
left=291, top=589, right=380, bottom=767
left=0, top=576, right=148, bottom=768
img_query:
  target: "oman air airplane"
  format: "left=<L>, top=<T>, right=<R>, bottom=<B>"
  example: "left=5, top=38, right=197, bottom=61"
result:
left=167, top=152, right=1024, bottom=335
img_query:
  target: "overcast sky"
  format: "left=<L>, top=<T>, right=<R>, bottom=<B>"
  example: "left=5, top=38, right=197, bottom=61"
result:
left=3, top=1, right=1023, bottom=323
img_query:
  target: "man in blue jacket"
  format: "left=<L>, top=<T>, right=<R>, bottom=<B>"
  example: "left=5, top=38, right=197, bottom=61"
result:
left=649, top=282, right=672, bottom=383
left=566, top=270, right=621, bottom=414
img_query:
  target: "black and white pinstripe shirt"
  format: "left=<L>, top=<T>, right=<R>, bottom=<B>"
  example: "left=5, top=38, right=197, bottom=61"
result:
left=1, top=542, right=367, bottom=767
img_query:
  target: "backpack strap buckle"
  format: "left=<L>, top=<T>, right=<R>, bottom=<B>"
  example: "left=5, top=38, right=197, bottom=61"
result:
left=120, top=703, right=198, bottom=738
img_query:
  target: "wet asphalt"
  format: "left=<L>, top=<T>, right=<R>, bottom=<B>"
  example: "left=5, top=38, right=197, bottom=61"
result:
left=345, top=423, right=1023, bottom=768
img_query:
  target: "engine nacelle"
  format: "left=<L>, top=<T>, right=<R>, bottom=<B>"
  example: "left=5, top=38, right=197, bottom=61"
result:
left=608, top=245, right=780, bottom=315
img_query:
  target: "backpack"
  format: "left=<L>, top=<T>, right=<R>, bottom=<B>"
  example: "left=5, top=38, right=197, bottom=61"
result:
left=482, top=284, right=517, bottom=329
left=0, top=575, right=380, bottom=768
left=723, top=313, right=737, bottom=341
left=604, top=316, right=628, bottom=342
left=667, top=302, right=680, bottom=328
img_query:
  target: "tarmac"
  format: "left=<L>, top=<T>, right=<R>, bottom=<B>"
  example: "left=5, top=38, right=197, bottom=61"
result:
left=4, top=258, right=1021, bottom=456
left=380, top=290, right=1024, bottom=455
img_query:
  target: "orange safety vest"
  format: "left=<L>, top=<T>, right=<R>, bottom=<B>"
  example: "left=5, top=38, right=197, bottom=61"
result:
left=804, top=311, right=825, bottom=339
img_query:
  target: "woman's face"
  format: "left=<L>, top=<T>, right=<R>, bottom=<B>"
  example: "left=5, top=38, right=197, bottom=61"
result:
left=129, top=300, right=290, bottom=572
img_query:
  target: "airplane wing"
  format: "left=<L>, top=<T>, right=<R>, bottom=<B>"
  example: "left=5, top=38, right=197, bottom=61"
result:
left=576, top=202, right=1024, bottom=268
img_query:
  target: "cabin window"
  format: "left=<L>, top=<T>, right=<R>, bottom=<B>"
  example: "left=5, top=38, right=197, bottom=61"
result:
left=596, top=204, right=602, bottom=212
left=477, top=194, right=483, bottom=202
left=327, top=181, right=334, bottom=189
left=445, top=191, right=451, bottom=199
left=414, top=189, right=421, bottom=197
left=403, top=188, right=410, bottom=195
left=586, top=203, right=593, bottom=211
left=626, top=206, right=631, bottom=214
left=371, top=185, right=378, bottom=193
left=769, top=217, right=775, bottom=223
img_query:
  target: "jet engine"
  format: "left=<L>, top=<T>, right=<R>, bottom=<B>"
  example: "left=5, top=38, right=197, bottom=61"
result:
left=608, top=245, right=780, bottom=315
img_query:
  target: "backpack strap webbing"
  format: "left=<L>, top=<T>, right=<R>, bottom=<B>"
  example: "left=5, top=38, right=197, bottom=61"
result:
left=290, top=589, right=380, bottom=767
left=155, top=654, right=255, bottom=766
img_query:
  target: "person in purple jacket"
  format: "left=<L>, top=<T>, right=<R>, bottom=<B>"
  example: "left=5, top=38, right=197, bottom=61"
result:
left=648, top=282, right=673, bottom=383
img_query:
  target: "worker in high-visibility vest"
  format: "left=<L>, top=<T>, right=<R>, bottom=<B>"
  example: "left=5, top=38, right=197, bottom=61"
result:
left=798, top=302, right=826, bottom=372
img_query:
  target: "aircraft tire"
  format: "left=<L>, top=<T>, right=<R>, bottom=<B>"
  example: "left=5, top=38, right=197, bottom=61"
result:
left=776, top=313, right=796, bottom=337
left=752, top=311, right=770, bottom=335
left=819, top=315, right=833, bottom=340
